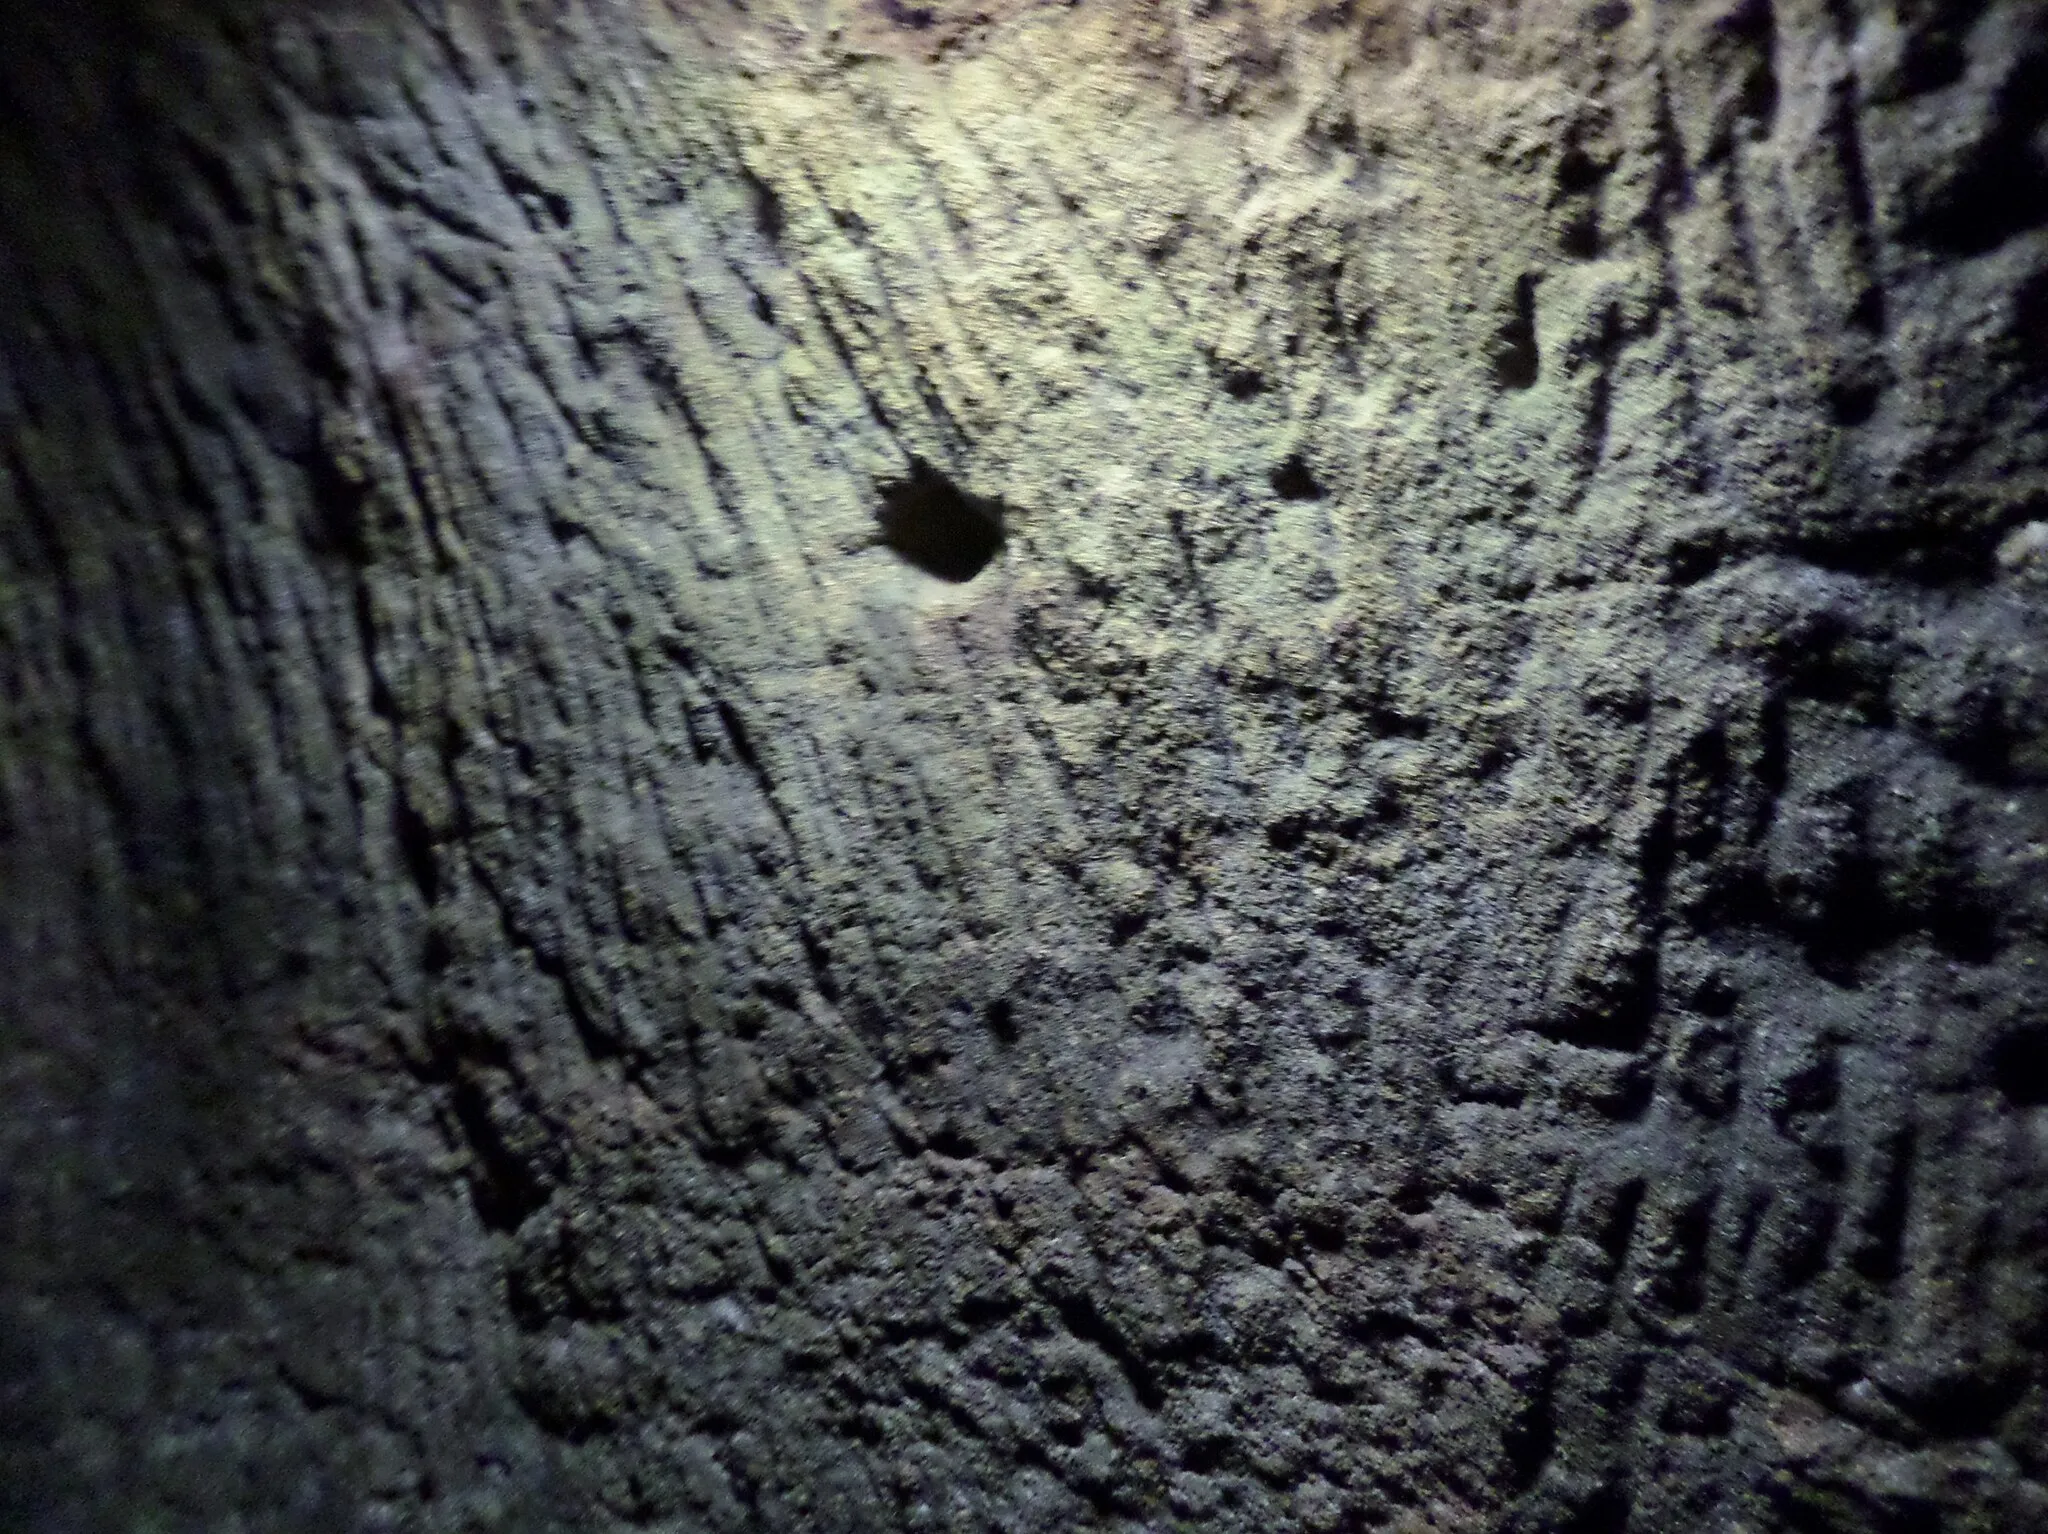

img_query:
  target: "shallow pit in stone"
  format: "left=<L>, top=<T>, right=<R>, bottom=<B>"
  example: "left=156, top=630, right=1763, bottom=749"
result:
left=876, top=457, right=1005, bottom=582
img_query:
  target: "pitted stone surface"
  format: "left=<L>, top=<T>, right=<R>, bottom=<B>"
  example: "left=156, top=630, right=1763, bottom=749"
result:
left=2, top=2, right=2045, bottom=1530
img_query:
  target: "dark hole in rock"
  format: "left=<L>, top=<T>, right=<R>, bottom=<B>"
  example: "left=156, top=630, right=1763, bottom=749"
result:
left=1555, top=146, right=1606, bottom=196
left=876, top=456, right=1004, bottom=582
left=744, top=169, right=784, bottom=242
left=1490, top=272, right=1541, bottom=390
left=395, top=797, right=439, bottom=905
left=1223, top=367, right=1266, bottom=399
left=1826, top=375, right=1882, bottom=427
left=1269, top=453, right=1325, bottom=500
left=1559, top=208, right=1602, bottom=260
left=1564, top=1483, right=1633, bottom=1534
left=1587, top=0, right=1633, bottom=33
left=1927, top=897, right=1999, bottom=965
left=1869, top=1352, right=2030, bottom=1443
left=1901, top=90, right=2048, bottom=256
left=1990, top=1021, right=2048, bottom=1106
left=1267, top=812, right=1307, bottom=851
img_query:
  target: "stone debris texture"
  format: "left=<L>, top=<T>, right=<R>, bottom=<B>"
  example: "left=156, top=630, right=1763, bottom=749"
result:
left=3, top=0, right=2046, bottom=1530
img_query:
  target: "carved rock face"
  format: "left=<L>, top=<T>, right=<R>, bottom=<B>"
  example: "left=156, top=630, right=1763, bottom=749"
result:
left=2, top=2, right=2046, bottom=1530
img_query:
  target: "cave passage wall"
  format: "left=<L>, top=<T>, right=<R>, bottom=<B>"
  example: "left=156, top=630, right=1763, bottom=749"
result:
left=3, top=1, right=2047, bottom=1530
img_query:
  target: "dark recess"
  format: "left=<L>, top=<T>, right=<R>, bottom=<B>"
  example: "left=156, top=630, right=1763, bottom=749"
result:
left=1491, top=273, right=1542, bottom=390
left=1990, top=1021, right=2048, bottom=1106
left=744, top=168, right=784, bottom=242
left=1269, top=453, right=1325, bottom=500
left=876, top=456, right=1005, bottom=582
left=1899, top=48, right=2048, bottom=254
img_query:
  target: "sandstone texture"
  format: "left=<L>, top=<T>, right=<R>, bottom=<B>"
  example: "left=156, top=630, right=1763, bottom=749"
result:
left=3, top=1, right=2047, bottom=1530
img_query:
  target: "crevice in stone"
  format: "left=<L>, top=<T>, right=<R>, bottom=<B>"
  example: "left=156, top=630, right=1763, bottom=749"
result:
left=1491, top=273, right=1542, bottom=390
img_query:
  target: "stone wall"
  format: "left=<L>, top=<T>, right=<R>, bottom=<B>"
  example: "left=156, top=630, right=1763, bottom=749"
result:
left=3, top=2, right=2045, bottom=1528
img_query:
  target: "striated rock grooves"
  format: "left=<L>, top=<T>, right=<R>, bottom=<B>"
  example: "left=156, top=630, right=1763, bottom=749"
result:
left=3, top=1, right=2045, bottom=1529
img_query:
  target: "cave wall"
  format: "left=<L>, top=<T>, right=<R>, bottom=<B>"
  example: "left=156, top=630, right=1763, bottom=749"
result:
left=3, top=1, right=2046, bottom=1530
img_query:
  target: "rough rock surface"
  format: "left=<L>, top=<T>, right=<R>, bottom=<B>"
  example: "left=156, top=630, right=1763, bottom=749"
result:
left=3, top=1, right=2046, bottom=1529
